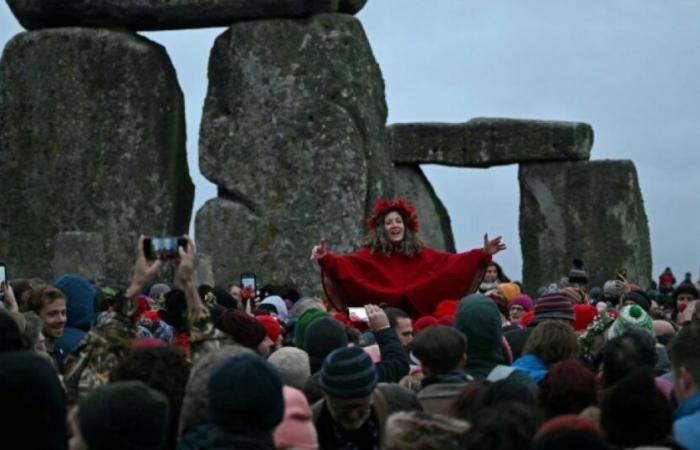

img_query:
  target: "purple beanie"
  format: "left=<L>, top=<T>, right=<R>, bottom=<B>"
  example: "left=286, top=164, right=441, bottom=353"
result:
left=510, top=294, right=534, bottom=312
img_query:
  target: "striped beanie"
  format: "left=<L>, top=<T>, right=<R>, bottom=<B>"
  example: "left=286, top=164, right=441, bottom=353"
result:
left=607, top=304, right=654, bottom=339
left=534, top=292, right=575, bottom=322
left=319, top=346, right=378, bottom=398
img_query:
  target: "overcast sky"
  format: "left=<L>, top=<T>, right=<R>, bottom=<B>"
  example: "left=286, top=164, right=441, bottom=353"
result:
left=2, top=1, right=699, bottom=285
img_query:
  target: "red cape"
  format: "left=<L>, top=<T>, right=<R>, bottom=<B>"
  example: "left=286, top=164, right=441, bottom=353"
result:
left=319, top=246, right=491, bottom=317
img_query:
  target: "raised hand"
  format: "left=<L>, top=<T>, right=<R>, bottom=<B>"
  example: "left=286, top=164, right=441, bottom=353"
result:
left=177, top=235, right=197, bottom=284
left=365, top=304, right=390, bottom=332
left=127, top=235, right=162, bottom=298
left=483, top=234, right=506, bottom=256
left=310, top=238, right=328, bottom=261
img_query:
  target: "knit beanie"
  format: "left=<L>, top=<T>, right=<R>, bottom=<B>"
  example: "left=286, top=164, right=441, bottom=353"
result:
left=260, top=295, right=289, bottom=323
left=622, top=290, right=651, bottom=312
left=568, top=258, right=588, bottom=284
left=673, top=281, right=699, bottom=302
left=274, top=387, right=318, bottom=450
left=79, top=381, right=169, bottom=450
left=600, top=368, right=673, bottom=447
left=257, top=315, right=283, bottom=342
left=216, top=309, right=267, bottom=349
left=659, top=267, right=676, bottom=286
left=434, top=299, right=459, bottom=319
left=602, top=280, right=622, bottom=300
left=573, top=304, right=598, bottom=332
left=304, top=317, right=348, bottom=373
left=208, top=353, right=284, bottom=434
left=51, top=274, right=97, bottom=331
left=561, top=286, right=586, bottom=305
left=268, top=347, right=311, bottom=391
left=607, top=304, right=654, bottom=339
left=0, top=352, right=67, bottom=450
left=319, top=346, right=378, bottom=398
left=453, top=293, right=505, bottom=364
left=293, top=308, right=329, bottom=348
left=510, top=294, right=534, bottom=312
left=383, top=411, right=470, bottom=450
left=534, top=292, right=575, bottom=322
left=497, top=283, right=521, bottom=302
left=534, top=415, right=607, bottom=450
left=413, top=315, right=439, bottom=332
left=148, top=283, right=171, bottom=300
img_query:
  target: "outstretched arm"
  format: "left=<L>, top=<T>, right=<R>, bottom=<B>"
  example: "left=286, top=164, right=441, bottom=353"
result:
left=366, top=304, right=410, bottom=382
left=483, top=234, right=506, bottom=256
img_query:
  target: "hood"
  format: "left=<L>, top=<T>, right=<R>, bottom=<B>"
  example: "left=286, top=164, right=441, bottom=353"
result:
left=453, top=293, right=505, bottom=365
left=51, top=274, right=96, bottom=331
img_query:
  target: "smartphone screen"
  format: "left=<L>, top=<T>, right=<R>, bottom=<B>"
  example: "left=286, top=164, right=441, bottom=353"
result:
left=143, top=237, right=187, bottom=260
left=240, top=273, right=256, bottom=291
left=348, top=307, right=368, bottom=322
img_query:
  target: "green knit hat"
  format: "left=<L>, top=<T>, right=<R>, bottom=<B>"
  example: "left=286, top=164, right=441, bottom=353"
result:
left=293, top=308, right=329, bottom=348
left=607, top=304, right=654, bottom=340
left=453, top=293, right=505, bottom=365
left=79, top=381, right=169, bottom=450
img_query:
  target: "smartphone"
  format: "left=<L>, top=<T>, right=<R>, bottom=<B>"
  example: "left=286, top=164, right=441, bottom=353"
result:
left=0, top=263, right=6, bottom=301
left=240, top=272, right=256, bottom=291
left=143, top=236, right=188, bottom=260
left=348, top=307, right=368, bottom=322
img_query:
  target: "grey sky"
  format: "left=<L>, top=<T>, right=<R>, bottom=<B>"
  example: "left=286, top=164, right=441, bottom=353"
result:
left=2, top=1, right=699, bottom=285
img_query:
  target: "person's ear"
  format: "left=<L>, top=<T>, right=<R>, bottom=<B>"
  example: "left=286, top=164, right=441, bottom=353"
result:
left=459, top=353, right=468, bottom=368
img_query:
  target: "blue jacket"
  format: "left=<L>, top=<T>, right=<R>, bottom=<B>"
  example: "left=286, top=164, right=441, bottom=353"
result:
left=512, top=354, right=549, bottom=383
left=675, top=390, right=700, bottom=450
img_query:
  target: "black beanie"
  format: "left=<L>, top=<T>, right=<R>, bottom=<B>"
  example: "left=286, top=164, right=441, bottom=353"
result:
left=158, top=289, right=188, bottom=330
left=320, top=346, right=378, bottom=399
left=622, top=290, right=651, bottom=312
left=208, top=353, right=284, bottom=434
left=79, top=381, right=170, bottom=450
left=600, top=368, right=673, bottom=447
left=0, top=351, right=67, bottom=450
left=673, top=282, right=699, bottom=302
left=304, top=317, right=348, bottom=373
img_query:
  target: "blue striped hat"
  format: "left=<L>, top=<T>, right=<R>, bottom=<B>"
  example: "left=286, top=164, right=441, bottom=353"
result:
left=319, top=346, right=378, bottom=398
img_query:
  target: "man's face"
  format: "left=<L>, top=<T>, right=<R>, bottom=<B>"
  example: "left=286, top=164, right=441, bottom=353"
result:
left=326, top=395, right=372, bottom=430
left=40, top=298, right=67, bottom=339
left=395, top=317, right=414, bottom=347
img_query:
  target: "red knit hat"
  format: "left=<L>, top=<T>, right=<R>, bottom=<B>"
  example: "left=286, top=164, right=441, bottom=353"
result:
left=413, top=316, right=438, bottom=333
left=438, top=314, right=454, bottom=326
left=535, top=414, right=601, bottom=440
left=574, top=304, right=599, bottom=332
left=434, top=300, right=458, bottom=319
left=257, top=315, right=283, bottom=342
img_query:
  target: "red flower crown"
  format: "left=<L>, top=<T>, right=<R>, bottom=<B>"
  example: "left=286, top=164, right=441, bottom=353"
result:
left=366, top=198, right=419, bottom=233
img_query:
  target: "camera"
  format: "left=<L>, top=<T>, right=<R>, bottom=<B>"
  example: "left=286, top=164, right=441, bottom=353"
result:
left=143, top=237, right=188, bottom=260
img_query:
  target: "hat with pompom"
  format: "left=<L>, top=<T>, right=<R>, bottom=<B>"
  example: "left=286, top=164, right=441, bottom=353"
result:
left=607, top=304, right=653, bottom=339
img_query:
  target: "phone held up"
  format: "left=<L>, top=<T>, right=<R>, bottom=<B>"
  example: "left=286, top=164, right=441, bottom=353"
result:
left=240, top=272, right=256, bottom=292
left=143, top=236, right=188, bottom=261
left=348, top=306, right=368, bottom=322
left=0, top=262, right=6, bottom=301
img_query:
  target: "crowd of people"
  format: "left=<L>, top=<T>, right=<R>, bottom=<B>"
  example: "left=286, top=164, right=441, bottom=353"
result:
left=1, top=199, right=700, bottom=450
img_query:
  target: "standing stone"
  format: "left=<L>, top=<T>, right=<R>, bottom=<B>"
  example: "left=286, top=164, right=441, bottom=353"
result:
left=519, top=160, right=651, bottom=294
left=51, top=232, right=106, bottom=282
left=0, top=28, right=193, bottom=285
left=393, top=164, right=455, bottom=252
left=197, top=14, right=391, bottom=292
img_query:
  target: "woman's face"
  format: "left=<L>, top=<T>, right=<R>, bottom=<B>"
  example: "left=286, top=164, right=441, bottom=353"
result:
left=384, top=211, right=405, bottom=244
left=484, top=264, right=498, bottom=282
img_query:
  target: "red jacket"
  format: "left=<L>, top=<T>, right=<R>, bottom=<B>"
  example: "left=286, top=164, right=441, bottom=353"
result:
left=319, top=246, right=491, bottom=317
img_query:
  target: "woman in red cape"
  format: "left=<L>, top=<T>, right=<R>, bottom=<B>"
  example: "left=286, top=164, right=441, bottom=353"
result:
left=310, top=198, right=506, bottom=318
